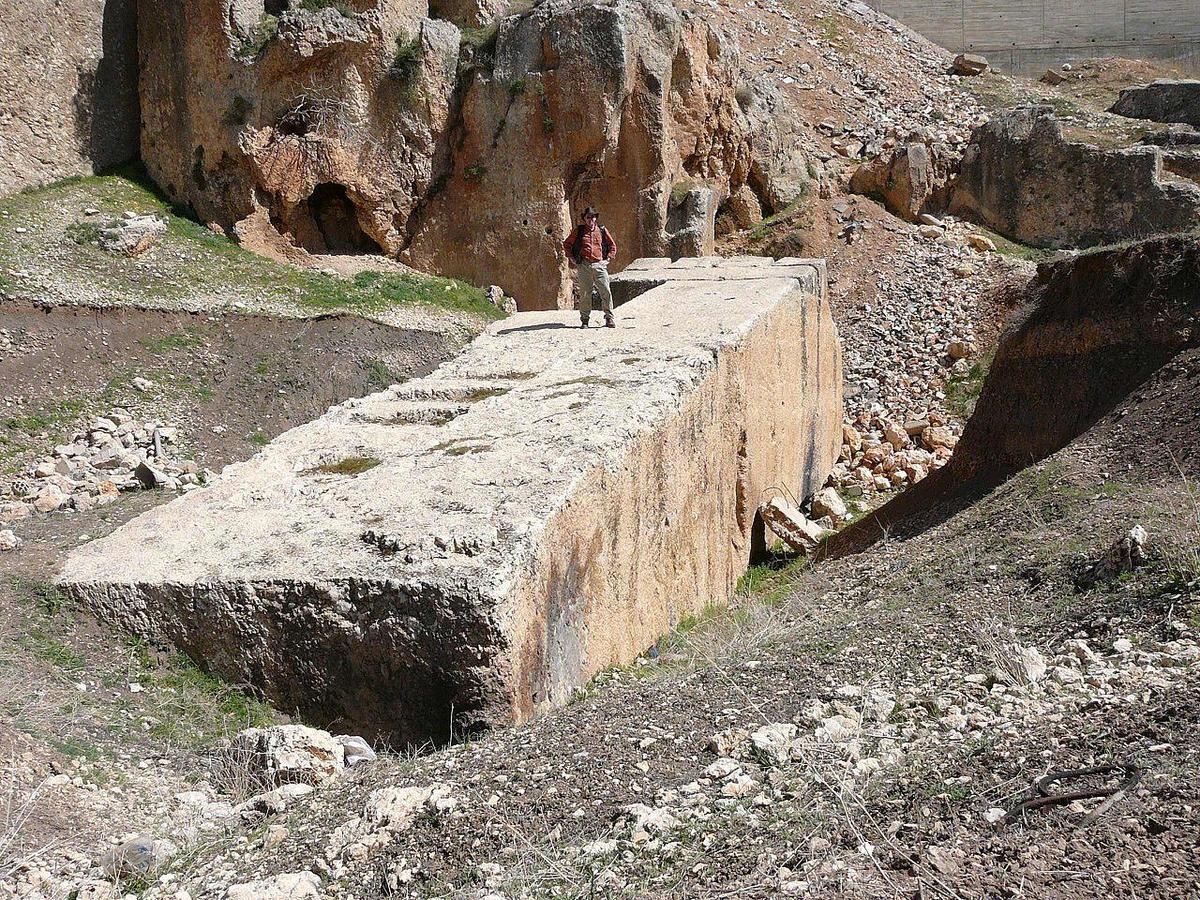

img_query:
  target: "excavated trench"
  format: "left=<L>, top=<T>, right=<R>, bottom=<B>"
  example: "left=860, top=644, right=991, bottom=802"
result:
left=0, top=299, right=457, bottom=472
left=830, top=233, right=1200, bottom=554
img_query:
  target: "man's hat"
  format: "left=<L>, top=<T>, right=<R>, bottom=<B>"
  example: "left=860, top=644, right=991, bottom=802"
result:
left=581, top=206, right=599, bottom=219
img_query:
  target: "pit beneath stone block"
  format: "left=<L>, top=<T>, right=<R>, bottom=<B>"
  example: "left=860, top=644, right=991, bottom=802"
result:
left=58, top=258, right=841, bottom=744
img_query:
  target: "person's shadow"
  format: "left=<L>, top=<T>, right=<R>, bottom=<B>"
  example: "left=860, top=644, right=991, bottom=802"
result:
left=494, top=322, right=575, bottom=334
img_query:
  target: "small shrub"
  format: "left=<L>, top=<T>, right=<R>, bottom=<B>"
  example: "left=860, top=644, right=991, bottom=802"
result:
left=65, top=221, right=101, bottom=246
left=508, top=77, right=526, bottom=98
left=237, top=14, right=279, bottom=59
left=463, top=164, right=487, bottom=184
left=391, top=34, right=424, bottom=83
left=459, top=22, right=500, bottom=58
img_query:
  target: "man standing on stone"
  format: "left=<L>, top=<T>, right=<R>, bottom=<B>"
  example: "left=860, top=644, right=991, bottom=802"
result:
left=562, top=206, right=617, bottom=328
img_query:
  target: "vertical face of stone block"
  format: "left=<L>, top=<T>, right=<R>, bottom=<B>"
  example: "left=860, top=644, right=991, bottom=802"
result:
left=59, top=259, right=840, bottom=744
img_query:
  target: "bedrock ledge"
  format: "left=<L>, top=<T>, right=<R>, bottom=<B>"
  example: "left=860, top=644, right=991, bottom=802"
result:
left=58, top=258, right=841, bottom=744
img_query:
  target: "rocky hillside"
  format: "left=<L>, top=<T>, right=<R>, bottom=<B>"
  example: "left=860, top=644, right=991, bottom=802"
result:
left=3, top=0, right=1200, bottom=896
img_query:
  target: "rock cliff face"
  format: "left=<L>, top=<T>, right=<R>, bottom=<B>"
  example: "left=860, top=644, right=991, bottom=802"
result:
left=0, top=0, right=140, bottom=195
left=949, top=106, right=1200, bottom=250
left=58, top=259, right=840, bottom=744
left=137, top=0, right=807, bottom=308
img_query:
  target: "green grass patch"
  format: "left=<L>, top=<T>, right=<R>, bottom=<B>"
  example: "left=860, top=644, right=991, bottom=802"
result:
left=970, top=225, right=1056, bottom=264
left=3, top=398, right=87, bottom=436
left=310, top=455, right=381, bottom=476
left=362, top=357, right=401, bottom=390
left=945, top=347, right=994, bottom=420
left=135, top=649, right=279, bottom=747
left=747, top=195, right=809, bottom=243
left=248, top=429, right=269, bottom=447
left=0, top=167, right=502, bottom=323
left=141, top=325, right=209, bottom=354
left=22, top=628, right=88, bottom=672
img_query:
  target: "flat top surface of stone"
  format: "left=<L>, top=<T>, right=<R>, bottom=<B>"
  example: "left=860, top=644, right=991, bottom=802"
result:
left=62, top=265, right=816, bottom=595
left=617, top=256, right=822, bottom=281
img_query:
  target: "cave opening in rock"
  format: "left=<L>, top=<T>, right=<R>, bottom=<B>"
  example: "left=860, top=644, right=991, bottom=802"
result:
left=264, top=0, right=288, bottom=15
left=286, top=183, right=384, bottom=255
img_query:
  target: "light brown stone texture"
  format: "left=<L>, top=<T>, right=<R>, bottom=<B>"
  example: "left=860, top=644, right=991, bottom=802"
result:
left=135, top=0, right=808, bottom=310
left=58, top=258, right=841, bottom=745
left=0, top=0, right=140, bottom=195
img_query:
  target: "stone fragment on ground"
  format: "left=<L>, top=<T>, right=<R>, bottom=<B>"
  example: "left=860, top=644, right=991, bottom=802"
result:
left=230, top=724, right=346, bottom=787
left=952, top=53, right=988, bottom=76
left=98, top=214, right=167, bottom=257
left=224, top=872, right=322, bottom=900
left=761, top=496, right=829, bottom=552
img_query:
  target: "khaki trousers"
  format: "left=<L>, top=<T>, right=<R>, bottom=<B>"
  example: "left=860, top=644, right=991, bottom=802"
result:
left=576, top=261, right=613, bottom=320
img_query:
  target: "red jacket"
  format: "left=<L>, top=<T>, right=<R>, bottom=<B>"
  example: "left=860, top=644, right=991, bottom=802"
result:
left=563, top=222, right=616, bottom=263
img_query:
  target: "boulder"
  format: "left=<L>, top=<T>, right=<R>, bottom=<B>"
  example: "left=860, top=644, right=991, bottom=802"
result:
left=761, top=496, right=829, bottom=552
left=849, top=142, right=951, bottom=222
left=952, top=53, right=988, bottom=76
left=0, top=530, right=21, bottom=552
left=950, top=106, right=1200, bottom=249
left=1111, top=80, right=1200, bottom=128
left=336, top=734, right=377, bottom=766
left=230, top=725, right=346, bottom=786
left=810, top=487, right=848, bottom=523
left=98, top=215, right=167, bottom=257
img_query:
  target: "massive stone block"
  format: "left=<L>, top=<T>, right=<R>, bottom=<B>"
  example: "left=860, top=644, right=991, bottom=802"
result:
left=950, top=106, right=1200, bottom=249
left=58, top=259, right=840, bottom=745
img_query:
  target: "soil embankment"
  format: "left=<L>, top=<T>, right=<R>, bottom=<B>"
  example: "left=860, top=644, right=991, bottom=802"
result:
left=836, top=233, right=1200, bottom=549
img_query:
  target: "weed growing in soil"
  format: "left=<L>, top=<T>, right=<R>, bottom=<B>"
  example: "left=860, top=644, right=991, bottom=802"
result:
left=945, top=348, right=994, bottom=419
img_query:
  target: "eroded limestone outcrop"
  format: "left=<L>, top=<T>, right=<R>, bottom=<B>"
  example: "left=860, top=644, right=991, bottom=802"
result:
left=0, top=0, right=140, bottom=195
left=138, top=0, right=808, bottom=309
left=1111, top=80, right=1200, bottom=128
left=949, top=106, right=1200, bottom=249
left=58, top=258, right=841, bottom=744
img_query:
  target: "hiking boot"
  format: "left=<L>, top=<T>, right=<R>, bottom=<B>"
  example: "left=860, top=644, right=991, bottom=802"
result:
left=604, top=314, right=615, bottom=329
left=580, top=316, right=591, bottom=328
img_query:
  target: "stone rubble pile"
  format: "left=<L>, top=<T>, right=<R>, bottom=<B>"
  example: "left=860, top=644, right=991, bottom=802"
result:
left=828, top=410, right=960, bottom=497
left=1, top=725, right=378, bottom=900
left=0, top=410, right=210, bottom=537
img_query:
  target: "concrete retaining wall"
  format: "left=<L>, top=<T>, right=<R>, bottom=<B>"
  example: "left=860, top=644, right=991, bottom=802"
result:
left=867, top=1, right=1200, bottom=73
left=0, top=0, right=140, bottom=196
left=58, top=258, right=842, bottom=745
